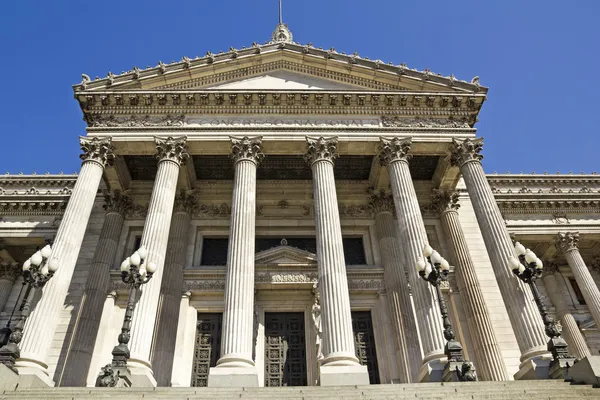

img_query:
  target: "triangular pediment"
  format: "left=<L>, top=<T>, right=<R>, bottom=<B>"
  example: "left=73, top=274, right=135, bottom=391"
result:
left=255, top=245, right=317, bottom=266
left=204, top=70, right=361, bottom=90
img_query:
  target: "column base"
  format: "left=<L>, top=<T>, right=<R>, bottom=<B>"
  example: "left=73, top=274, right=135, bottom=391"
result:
left=128, top=366, right=157, bottom=387
left=208, top=366, right=259, bottom=387
left=15, top=366, right=55, bottom=388
left=319, top=364, right=370, bottom=386
left=418, top=359, right=446, bottom=382
left=568, top=356, right=600, bottom=386
left=514, top=357, right=551, bottom=380
left=0, top=364, right=19, bottom=391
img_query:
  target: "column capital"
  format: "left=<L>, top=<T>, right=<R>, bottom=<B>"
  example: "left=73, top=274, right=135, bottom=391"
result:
left=102, top=189, right=134, bottom=215
left=79, top=137, right=115, bottom=168
left=591, top=257, right=600, bottom=274
left=155, top=136, right=189, bottom=166
left=430, top=189, right=460, bottom=215
left=173, top=189, right=199, bottom=215
left=448, top=137, right=484, bottom=168
left=378, top=137, right=412, bottom=166
left=0, top=261, right=20, bottom=282
left=542, top=260, right=560, bottom=277
left=230, top=136, right=264, bottom=165
left=304, top=136, right=338, bottom=166
left=367, top=187, right=395, bottom=215
left=555, top=232, right=580, bottom=254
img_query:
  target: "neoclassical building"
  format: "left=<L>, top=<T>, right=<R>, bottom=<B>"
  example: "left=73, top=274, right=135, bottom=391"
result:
left=1, top=22, right=600, bottom=389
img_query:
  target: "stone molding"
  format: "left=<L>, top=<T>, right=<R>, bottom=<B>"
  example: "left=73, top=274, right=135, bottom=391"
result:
left=555, top=232, right=580, bottom=254
left=381, top=116, right=471, bottom=128
left=173, top=189, right=199, bottom=214
left=367, top=187, right=395, bottom=215
left=230, top=136, right=265, bottom=165
left=0, top=176, right=77, bottom=187
left=304, top=136, right=339, bottom=166
left=155, top=136, right=189, bottom=165
left=0, top=198, right=68, bottom=216
left=86, top=114, right=184, bottom=127
left=79, top=137, right=115, bottom=168
left=496, top=199, right=600, bottom=214
left=378, top=136, right=412, bottom=165
left=0, top=261, right=20, bottom=281
left=448, top=137, right=483, bottom=168
left=102, top=189, right=134, bottom=215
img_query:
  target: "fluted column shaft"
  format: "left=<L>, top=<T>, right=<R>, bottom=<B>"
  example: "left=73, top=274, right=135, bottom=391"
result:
left=556, top=232, right=600, bottom=331
left=379, top=138, right=445, bottom=368
left=541, top=271, right=590, bottom=359
left=374, top=209, right=420, bottom=382
left=128, top=137, right=188, bottom=375
left=0, top=264, right=19, bottom=313
left=434, top=191, right=508, bottom=381
left=61, top=197, right=128, bottom=386
left=152, top=207, right=192, bottom=385
left=309, top=158, right=359, bottom=365
left=217, top=137, right=262, bottom=367
left=449, top=138, right=547, bottom=364
left=18, top=137, right=114, bottom=374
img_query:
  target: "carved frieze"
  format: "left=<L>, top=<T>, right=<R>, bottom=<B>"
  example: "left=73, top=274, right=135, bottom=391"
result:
left=338, top=204, right=372, bottom=219
left=86, top=114, right=185, bottom=127
left=381, top=116, right=470, bottom=129
left=193, top=203, right=231, bottom=218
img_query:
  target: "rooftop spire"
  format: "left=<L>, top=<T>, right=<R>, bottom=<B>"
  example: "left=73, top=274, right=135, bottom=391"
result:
left=271, top=0, right=293, bottom=43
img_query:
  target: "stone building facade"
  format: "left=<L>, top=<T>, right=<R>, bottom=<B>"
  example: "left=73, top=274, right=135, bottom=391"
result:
left=1, top=24, right=600, bottom=388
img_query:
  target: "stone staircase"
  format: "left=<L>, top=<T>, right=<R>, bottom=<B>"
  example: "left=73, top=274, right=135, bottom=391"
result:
left=1, top=381, right=598, bottom=400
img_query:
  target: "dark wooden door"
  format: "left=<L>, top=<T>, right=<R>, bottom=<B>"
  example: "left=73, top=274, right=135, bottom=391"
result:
left=352, top=311, right=380, bottom=384
left=264, top=312, right=307, bottom=387
left=191, top=313, right=222, bottom=387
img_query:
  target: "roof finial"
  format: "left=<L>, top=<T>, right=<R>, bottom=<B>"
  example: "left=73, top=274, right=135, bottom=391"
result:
left=271, top=0, right=293, bottom=43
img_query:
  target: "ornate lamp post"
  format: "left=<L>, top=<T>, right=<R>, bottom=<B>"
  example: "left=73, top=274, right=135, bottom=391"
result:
left=0, top=245, right=59, bottom=373
left=508, top=242, right=577, bottom=379
left=96, top=246, right=156, bottom=387
left=416, top=245, right=477, bottom=382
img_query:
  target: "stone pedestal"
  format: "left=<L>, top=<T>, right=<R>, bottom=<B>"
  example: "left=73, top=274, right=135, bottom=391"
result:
left=128, top=136, right=188, bottom=386
left=61, top=190, right=132, bottom=387
left=16, top=137, right=115, bottom=384
left=209, top=136, right=263, bottom=387
left=431, top=189, right=508, bottom=381
left=0, top=363, right=19, bottom=391
left=449, top=138, right=549, bottom=377
left=570, top=356, right=600, bottom=387
left=379, top=137, right=446, bottom=381
left=305, top=137, right=369, bottom=385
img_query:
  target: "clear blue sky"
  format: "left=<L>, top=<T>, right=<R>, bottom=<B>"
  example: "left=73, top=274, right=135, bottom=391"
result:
left=1, top=0, right=598, bottom=174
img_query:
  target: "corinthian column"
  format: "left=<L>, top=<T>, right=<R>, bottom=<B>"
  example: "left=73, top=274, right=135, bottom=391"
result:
left=17, top=137, right=115, bottom=385
left=61, top=190, right=134, bottom=386
left=304, top=137, right=369, bottom=386
left=555, top=232, right=600, bottom=330
left=430, top=189, right=508, bottom=381
left=541, top=262, right=591, bottom=359
left=209, top=136, right=263, bottom=387
left=379, top=137, right=445, bottom=381
left=369, top=188, right=420, bottom=382
left=152, top=190, right=196, bottom=386
left=0, top=262, right=20, bottom=313
left=449, top=138, right=548, bottom=376
left=127, top=136, right=188, bottom=386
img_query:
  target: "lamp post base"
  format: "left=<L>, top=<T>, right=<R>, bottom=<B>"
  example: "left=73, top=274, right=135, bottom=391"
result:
left=444, top=360, right=478, bottom=382
left=96, top=364, right=132, bottom=387
left=549, top=357, right=577, bottom=380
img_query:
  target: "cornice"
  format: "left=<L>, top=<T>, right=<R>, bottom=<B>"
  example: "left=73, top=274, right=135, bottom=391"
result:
left=496, top=199, right=600, bottom=214
left=0, top=175, right=78, bottom=187
left=487, top=174, right=600, bottom=187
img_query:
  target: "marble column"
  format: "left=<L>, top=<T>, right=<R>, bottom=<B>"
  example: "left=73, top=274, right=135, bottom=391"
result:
left=0, top=262, right=20, bottom=313
left=61, top=190, right=133, bottom=386
left=449, top=138, right=548, bottom=376
left=16, top=137, right=115, bottom=385
left=430, top=189, right=508, bottom=381
left=209, top=136, right=263, bottom=387
left=379, top=137, right=446, bottom=381
left=369, top=188, right=420, bottom=382
left=304, top=137, right=369, bottom=386
left=555, top=232, right=600, bottom=330
left=541, top=263, right=591, bottom=359
left=152, top=190, right=196, bottom=386
left=127, top=136, right=189, bottom=386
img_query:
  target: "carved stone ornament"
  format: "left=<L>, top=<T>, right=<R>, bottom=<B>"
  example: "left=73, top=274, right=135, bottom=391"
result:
left=591, top=257, right=600, bottom=274
left=174, top=189, right=199, bottom=214
left=155, top=136, right=189, bottom=166
left=304, top=136, right=339, bottom=166
left=230, top=136, right=265, bottom=165
left=0, top=261, right=20, bottom=281
left=448, top=137, right=484, bottom=168
left=271, top=23, right=293, bottom=43
left=85, top=113, right=185, bottom=128
left=79, top=137, right=115, bottom=168
left=542, top=260, right=560, bottom=277
left=381, top=116, right=471, bottom=129
left=367, top=187, right=395, bottom=215
left=193, top=203, right=231, bottom=218
left=338, top=204, right=372, bottom=219
left=555, top=232, right=580, bottom=254
left=378, top=137, right=412, bottom=166
left=103, top=189, right=134, bottom=215
left=429, top=189, right=460, bottom=215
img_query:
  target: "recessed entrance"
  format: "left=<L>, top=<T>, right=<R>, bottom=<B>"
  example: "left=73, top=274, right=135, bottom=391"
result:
left=191, top=313, right=222, bottom=387
left=264, top=312, right=307, bottom=387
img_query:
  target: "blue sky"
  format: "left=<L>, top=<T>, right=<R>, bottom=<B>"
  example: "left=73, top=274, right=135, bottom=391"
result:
left=1, top=0, right=598, bottom=174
